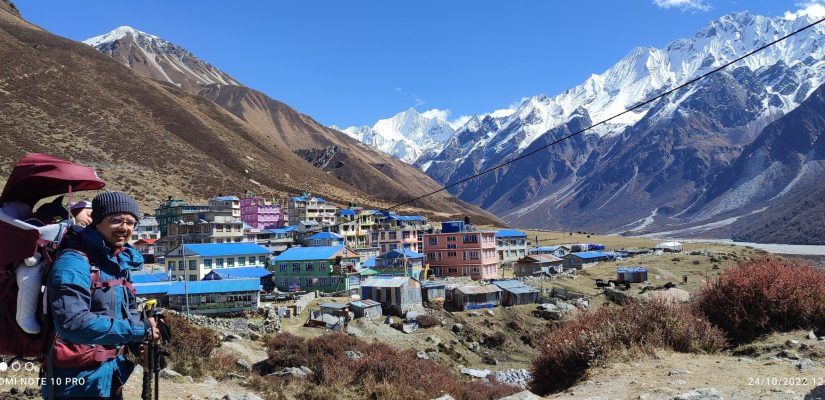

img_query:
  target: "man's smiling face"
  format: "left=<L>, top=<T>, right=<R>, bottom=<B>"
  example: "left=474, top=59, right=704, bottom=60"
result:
left=95, top=213, right=137, bottom=248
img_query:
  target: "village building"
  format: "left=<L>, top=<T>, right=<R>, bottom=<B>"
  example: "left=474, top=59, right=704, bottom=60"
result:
left=448, top=285, right=502, bottom=311
left=240, top=196, right=284, bottom=230
left=286, top=192, right=338, bottom=227
left=306, top=231, right=345, bottom=247
left=529, top=245, right=570, bottom=257
left=421, top=281, right=447, bottom=303
left=331, top=208, right=380, bottom=257
left=563, top=251, right=614, bottom=270
left=164, top=243, right=271, bottom=281
left=154, top=197, right=210, bottom=237
left=167, top=279, right=261, bottom=315
left=156, top=196, right=254, bottom=255
left=374, top=248, right=424, bottom=279
left=349, top=299, right=382, bottom=319
left=271, top=245, right=360, bottom=293
left=369, top=213, right=428, bottom=254
left=133, top=282, right=172, bottom=307
left=495, top=229, right=527, bottom=264
left=359, top=276, right=422, bottom=316
left=514, top=254, right=564, bottom=277
left=203, top=266, right=275, bottom=292
left=422, top=221, right=498, bottom=280
left=247, top=226, right=296, bottom=255
left=133, top=238, right=159, bottom=263
left=131, top=216, right=161, bottom=242
left=492, top=280, right=540, bottom=306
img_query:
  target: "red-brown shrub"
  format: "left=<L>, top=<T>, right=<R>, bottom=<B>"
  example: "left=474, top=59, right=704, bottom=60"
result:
left=530, top=300, right=725, bottom=395
left=693, top=256, right=825, bottom=344
left=262, top=331, right=517, bottom=399
left=417, top=314, right=440, bottom=328
left=163, top=313, right=221, bottom=377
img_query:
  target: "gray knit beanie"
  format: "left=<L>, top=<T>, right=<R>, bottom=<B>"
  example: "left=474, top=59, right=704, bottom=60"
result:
left=91, top=192, right=141, bottom=226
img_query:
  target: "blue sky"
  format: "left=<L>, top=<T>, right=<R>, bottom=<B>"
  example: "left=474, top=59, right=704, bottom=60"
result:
left=17, top=0, right=810, bottom=127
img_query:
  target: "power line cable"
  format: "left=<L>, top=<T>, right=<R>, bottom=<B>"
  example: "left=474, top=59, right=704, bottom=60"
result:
left=386, top=16, right=825, bottom=212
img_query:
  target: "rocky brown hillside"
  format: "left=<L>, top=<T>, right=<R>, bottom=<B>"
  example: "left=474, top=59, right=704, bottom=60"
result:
left=0, top=6, right=499, bottom=223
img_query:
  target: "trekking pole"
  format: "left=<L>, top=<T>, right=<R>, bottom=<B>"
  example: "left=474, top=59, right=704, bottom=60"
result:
left=141, top=299, right=158, bottom=400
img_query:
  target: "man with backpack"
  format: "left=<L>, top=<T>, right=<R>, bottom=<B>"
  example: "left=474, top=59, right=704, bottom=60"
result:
left=46, top=192, right=159, bottom=399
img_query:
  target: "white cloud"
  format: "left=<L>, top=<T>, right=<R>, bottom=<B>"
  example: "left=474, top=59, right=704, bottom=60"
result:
left=449, top=115, right=472, bottom=129
left=414, top=97, right=425, bottom=107
left=420, top=108, right=450, bottom=120
left=652, top=0, right=711, bottom=12
left=784, top=0, right=825, bottom=20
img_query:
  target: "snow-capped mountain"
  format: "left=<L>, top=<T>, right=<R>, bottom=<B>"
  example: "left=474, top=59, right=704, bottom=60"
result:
left=422, top=10, right=825, bottom=243
left=333, top=108, right=456, bottom=164
left=83, top=26, right=241, bottom=92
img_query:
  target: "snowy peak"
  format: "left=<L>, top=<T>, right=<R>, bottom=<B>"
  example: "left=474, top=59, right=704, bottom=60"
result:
left=84, top=26, right=241, bottom=92
left=335, top=108, right=456, bottom=164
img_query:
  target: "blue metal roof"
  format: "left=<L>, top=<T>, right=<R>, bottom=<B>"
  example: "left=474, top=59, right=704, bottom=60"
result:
left=506, top=286, right=539, bottom=294
left=337, top=209, right=356, bottom=216
left=390, top=215, right=426, bottom=221
left=570, top=251, right=611, bottom=259
left=134, top=282, right=171, bottom=295
left=272, top=245, right=347, bottom=262
left=361, top=256, right=376, bottom=268
left=213, top=196, right=239, bottom=201
left=206, top=267, right=272, bottom=279
left=167, top=279, right=261, bottom=295
left=378, top=249, right=424, bottom=259
left=131, top=272, right=169, bottom=284
left=308, top=231, right=343, bottom=240
left=495, top=229, right=527, bottom=238
left=267, top=226, right=297, bottom=234
left=290, top=195, right=326, bottom=203
left=181, top=243, right=270, bottom=257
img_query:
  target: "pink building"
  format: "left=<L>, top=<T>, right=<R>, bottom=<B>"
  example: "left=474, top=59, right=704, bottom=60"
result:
left=422, top=221, right=498, bottom=280
left=240, top=196, right=284, bottom=230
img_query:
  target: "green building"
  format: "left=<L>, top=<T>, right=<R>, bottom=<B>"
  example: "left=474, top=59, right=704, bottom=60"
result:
left=271, top=245, right=360, bottom=293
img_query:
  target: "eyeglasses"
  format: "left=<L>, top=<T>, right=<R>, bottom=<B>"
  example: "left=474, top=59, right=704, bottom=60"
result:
left=109, top=217, right=138, bottom=228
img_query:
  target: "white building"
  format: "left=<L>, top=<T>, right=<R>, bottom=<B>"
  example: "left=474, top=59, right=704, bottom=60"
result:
left=164, top=242, right=271, bottom=281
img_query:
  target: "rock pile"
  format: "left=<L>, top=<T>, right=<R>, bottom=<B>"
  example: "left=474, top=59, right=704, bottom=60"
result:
left=491, top=369, right=533, bottom=389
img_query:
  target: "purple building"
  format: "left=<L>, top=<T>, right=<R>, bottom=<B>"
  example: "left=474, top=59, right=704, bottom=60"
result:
left=241, top=196, right=284, bottom=230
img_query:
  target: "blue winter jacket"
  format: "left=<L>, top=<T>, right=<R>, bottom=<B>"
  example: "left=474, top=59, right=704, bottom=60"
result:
left=44, top=227, right=146, bottom=398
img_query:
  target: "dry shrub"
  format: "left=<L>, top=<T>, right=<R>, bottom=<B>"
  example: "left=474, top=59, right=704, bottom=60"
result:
left=163, top=313, right=220, bottom=378
left=484, top=332, right=507, bottom=348
left=693, top=256, right=825, bottom=344
left=417, top=314, right=440, bottom=328
left=530, top=300, right=725, bottom=395
left=261, top=332, right=517, bottom=400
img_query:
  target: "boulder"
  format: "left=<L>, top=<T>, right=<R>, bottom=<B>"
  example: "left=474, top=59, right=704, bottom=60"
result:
left=808, top=330, right=819, bottom=340
left=159, top=368, right=182, bottom=379
left=222, top=394, right=264, bottom=400
left=452, top=323, right=464, bottom=333
left=459, top=367, right=490, bottom=379
left=345, top=350, right=363, bottom=360
left=485, top=309, right=495, bottom=317
left=416, top=351, right=430, bottom=360
left=670, top=388, right=722, bottom=400
left=797, top=358, right=815, bottom=371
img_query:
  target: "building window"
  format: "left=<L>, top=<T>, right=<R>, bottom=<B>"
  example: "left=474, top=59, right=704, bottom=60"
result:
left=447, top=236, right=456, bottom=242
left=250, top=256, right=258, bottom=265
left=204, top=259, right=212, bottom=269
left=429, top=237, right=438, bottom=245
left=447, top=244, right=456, bottom=249
left=463, top=234, right=478, bottom=244
left=318, top=261, right=327, bottom=270
left=178, top=261, right=184, bottom=270
left=227, top=258, right=235, bottom=267
left=279, top=263, right=287, bottom=272
left=305, top=262, right=314, bottom=271
left=168, top=262, right=175, bottom=271
left=189, top=260, right=196, bottom=270
left=216, top=258, right=224, bottom=268
left=292, top=263, right=301, bottom=272
left=238, top=257, right=246, bottom=267
left=189, top=275, right=197, bottom=281
left=447, top=251, right=457, bottom=258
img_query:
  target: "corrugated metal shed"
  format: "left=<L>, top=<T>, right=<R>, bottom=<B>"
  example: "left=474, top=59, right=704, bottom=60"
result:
left=350, top=299, right=381, bottom=308
left=320, top=303, right=349, bottom=310
left=361, top=276, right=410, bottom=288
left=490, top=280, right=524, bottom=289
left=166, top=279, right=261, bottom=295
left=456, top=285, right=502, bottom=295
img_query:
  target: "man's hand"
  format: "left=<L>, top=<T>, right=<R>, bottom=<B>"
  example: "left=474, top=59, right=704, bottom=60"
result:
left=146, top=317, right=160, bottom=342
